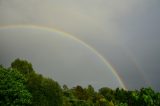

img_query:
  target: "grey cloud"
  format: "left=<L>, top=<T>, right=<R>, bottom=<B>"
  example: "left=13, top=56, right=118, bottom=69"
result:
left=0, top=0, right=160, bottom=90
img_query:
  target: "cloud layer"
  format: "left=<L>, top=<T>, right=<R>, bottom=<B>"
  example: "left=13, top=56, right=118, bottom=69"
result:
left=0, top=0, right=160, bottom=90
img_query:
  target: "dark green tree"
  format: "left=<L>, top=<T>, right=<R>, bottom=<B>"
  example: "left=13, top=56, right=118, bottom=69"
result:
left=0, top=66, right=32, bottom=106
left=86, top=85, right=95, bottom=98
left=115, top=88, right=128, bottom=104
left=99, top=87, right=115, bottom=102
left=72, top=85, right=89, bottom=101
left=154, top=92, right=160, bottom=105
left=83, top=85, right=96, bottom=105
left=11, top=58, right=34, bottom=75
left=41, top=78, right=63, bottom=106
left=11, top=59, right=63, bottom=106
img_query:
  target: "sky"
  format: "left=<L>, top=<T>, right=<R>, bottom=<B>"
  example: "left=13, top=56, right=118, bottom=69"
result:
left=0, top=0, right=160, bottom=91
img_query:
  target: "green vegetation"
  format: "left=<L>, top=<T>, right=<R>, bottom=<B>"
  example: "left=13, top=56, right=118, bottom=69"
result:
left=0, top=59, right=160, bottom=106
left=0, top=66, right=32, bottom=106
left=11, top=59, right=63, bottom=106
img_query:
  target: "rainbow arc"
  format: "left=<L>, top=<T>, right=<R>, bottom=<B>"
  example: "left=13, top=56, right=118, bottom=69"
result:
left=0, top=24, right=127, bottom=90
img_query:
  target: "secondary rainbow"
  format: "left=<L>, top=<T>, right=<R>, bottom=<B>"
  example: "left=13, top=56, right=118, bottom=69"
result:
left=0, top=24, right=127, bottom=90
left=123, top=48, right=151, bottom=86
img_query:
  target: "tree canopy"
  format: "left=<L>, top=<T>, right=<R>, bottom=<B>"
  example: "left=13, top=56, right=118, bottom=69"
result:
left=11, top=59, right=63, bottom=106
left=0, top=66, right=32, bottom=106
left=0, top=59, right=160, bottom=106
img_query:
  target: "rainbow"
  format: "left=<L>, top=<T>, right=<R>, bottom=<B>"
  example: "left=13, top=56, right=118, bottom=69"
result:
left=0, top=24, right=127, bottom=90
left=123, top=48, right=151, bottom=86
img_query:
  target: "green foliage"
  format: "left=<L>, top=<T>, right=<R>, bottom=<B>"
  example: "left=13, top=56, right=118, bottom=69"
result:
left=72, top=85, right=89, bottom=101
left=155, top=93, right=160, bottom=105
left=11, top=58, right=34, bottom=75
left=27, top=73, right=63, bottom=106
left=11, top=59, right=63, bottom=106
left=115, top=88, right=129, bottom=104
left=115, top=103, right=128, bottom=106
left=0, top=67, right=32, bottom=106
left=86, top=85, right=95, bottom=100
left=99, top=87, right=115, bottom=101
left=1, top=59, right=160, bottom=106
left=0, top=65, right=3, bottom=68
left=41, top=78, right=63, bottom=106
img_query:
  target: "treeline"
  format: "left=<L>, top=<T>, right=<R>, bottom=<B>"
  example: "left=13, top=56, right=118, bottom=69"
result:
left=0, top=59, right=160, bottom=106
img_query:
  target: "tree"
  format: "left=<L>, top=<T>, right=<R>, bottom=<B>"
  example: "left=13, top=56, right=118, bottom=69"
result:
left=154, top=92, right=160, bottom=105
left=11, top=59, right=63, bottom=106
left=115, top=88, right=128, bottom=104
left=11, top=58, right=34, bottom=75
left=63, top=84, right=69, bottom=91
left=86, top=85, right=95, bottom=97
left=99, top=87, right=115, bottom=101
left=138, top=87, right=155, bottom=106
left=0, top=66, right=32, bottom=106
left=0, top=65, right=3, bottom=68
left=22, top=69, right=63, bottom=106
left=41, top=78, right=63, bottom=106
left=85, top=85, right=95, bottom=105
left=72, top=85, right=89, bottom=101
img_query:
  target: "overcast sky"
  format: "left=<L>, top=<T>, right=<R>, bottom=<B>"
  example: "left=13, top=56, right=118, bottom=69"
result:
left=0, top=0, right=160, bottom=91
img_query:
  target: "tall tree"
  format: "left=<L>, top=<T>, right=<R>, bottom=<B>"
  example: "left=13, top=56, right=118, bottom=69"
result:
left=11, top=59, right=63, bottom=106
left=41, top=78, right=63, bottom=106
left=11, top=58, right=34, bottom=75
